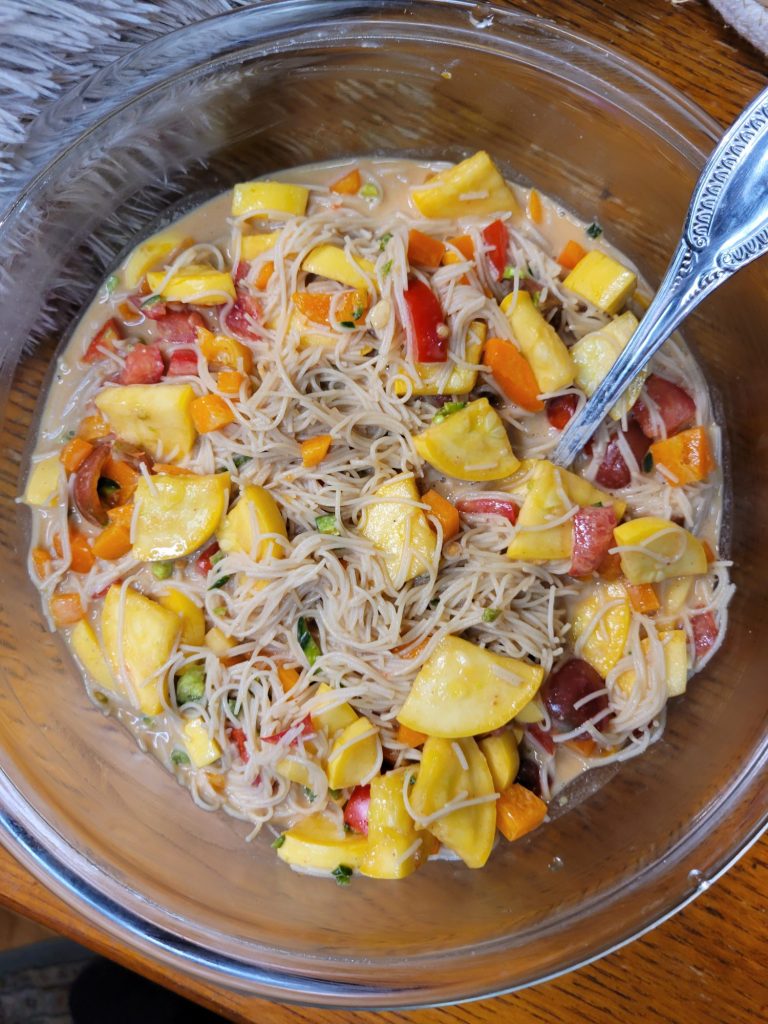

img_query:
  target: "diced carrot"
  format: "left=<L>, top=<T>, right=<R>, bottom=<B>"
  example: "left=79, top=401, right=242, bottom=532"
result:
left=78, top=415, right=111, bottom=441
left=483, top=337, right=544, bottom=413
left=60, top=437, right=94, bottom=475
left=703, top=540, right=717, bottom=563
left=557, top=240, right=587, bottom=270
left=91, top=523, right=132, bottom=561
left=527, top=189, right=543, bottom=224
left=597, top=549, right=622, bottom=581
left=392, top=635, right=431, bottom=660
left=422, top=489, right=460, bottom=540
left=217, top=370, right=250, bottom=396
left=496, top=784, right=548, bottom=842
left=198, top=327, right=253, bottom=374
left=396, top=723, right=427, bottom=748
left=207, top=773, right=227, bottom=793
left=107, top=504, right=134, bottom=529
left=255, top=260, right=274, bottom=290
left=300, top=434, right=332, bottom=467
left=407, top=229, right=446, bottom=269
left=152, top=464, right=195, bottom=476
left=276, top=663, right=300, bottom=691
left=190, top=394, right=236, bottom=433
left=117, top=300, right=144, bottom=326
left=293, top=290, right=368, bottom=327
left=627, top=582, right=660, bottom=614
left=565, top=737, right=597, bottom=758
left=445, top=235, right=475, bottom=260
left=103, top=457, right=140, bottom=501
left=648, top=426, right=715, bottom=487
left=50, top=593, right=85, bottom=627
left=54, top=529, right=95, bottom=573
left=330, top=168, right=362, bottom=195
left=32, top=547, right=53, bottom=580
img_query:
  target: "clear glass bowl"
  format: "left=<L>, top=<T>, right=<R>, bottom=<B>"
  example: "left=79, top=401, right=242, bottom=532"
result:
left=0, top=0, right=765, bottom=1008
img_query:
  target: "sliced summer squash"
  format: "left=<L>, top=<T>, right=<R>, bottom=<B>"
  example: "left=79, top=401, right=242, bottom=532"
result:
left=501, top=291, right=575, bottom=393
left=132, top=473, right=229, bottom=561
left=570, top=312, right=647, bottom=420
left=563, top=250, right=637, bottom=315
left=276, top=812, right=369, bottom=871
left=410, top=151, right=520, bottom=219
left=571, top=580, right=631, bottom=678
left=123, top=230, right=186, bottom=289
left=146, top=264, right=235, bottom=305
left=231, top=181, right=309, bottom=219
left=217, top=484, right=288, bottom=561
left=358, top=475, right=437, bottom=587
left=413, top=398, right=519, bottom=482
left=95, top=383, right=197, bottom=459
left=613, top=517, right=708, bottom=584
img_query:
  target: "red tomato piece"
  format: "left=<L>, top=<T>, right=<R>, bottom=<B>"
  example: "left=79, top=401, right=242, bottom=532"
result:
left=343, top=784, right=371, bottom=836
left=527, top=723, right=555, bottom=756
left=82, top=318, right=123, bottom=364
left=234, top=260, right=250, bottom=284
left=166, top=348, right=199, bottom=377
left=482, top=219, right=509, bottom=281
left=541, top=659, right=609, bottom=731
left=634, top=375, right=696, bottom=440
left=155, top=310, right=205, bottom=344
left=261, top=715, right=314, bottom=745
left=230, top=727, right=249, bottom=763
left=691, top=610, right=718, bottom=659
left=119, top=344, right=165, bottom=385
left=456, top=496, right=519, bottom=524
left=546, top=393, right=579, bottom=430
left=225, top=293, right=262, bottom=341
left=569, top=505, right=618, bottom=577
left=196, top=543, right=220, bottom=575
left=595, top=421, right=650, bottom=489
left=402, top=278, right=448, bottom=363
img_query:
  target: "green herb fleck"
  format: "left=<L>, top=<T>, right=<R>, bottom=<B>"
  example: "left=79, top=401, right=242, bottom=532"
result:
left=209, top=574, right=232, bottom=590
left=379, top=232, right=393, bottom=251
left=211, top=550, right=225, bottom=565
left=175, top=665, right=206, bottom=705
left=332, top=864, right=353, bottom=886
left=171, top=749, right=190, bottom=766
left=343, top=822, right=353, bottom=834
left=150, top=561, right=174, bottom=580
left=328, top=788, right=343, bottom=800
left=360, top=183, right=379, bottom=199
left=592, top=501, right=604, bottom=508
left=408, top=774, right=416, bottom=787
left=105, top=273, right=119, bottom=295
left=233, top=454, right=252, bottom=469
left=140, top=293, right=164, bottom=308
left=63, top=429, right=76, bottom=441
left=432, top=401, right=467, bottom=424
left=482, top=607, right=501, bottom=623
left=643, top=451, right=654, bottom=473
left=338, top=320, right=356, bottom=329
left=213, top=606, right=226, bottom=617
left=586, top=222, right=603, bottom=239
left=316, top=514, right=340, bottom=536
left=297, top=616, right=322, bottom=667
left=227, top=698, right=240, bottom=717
left=271, top=834, right=286, bottom=849
left=351, top=305, right=364, bottom=320
left=303, top=786, right=317, bottom=803
left=382, top=259, right=393, bottom=276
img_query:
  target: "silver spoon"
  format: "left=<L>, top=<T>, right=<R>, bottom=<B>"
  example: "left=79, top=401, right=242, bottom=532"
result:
left=553, top=85, right=768, bottom=467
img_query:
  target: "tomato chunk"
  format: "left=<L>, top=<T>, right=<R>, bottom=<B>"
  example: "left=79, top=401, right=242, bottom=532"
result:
left=261, top=715, right=314, bottom=745
left=343, top=784, right=371, bottom=836
left=595, top=421, right=650, bottom=489
left=155, top=310, right=205, bottom=344
left=230, top=727, right=249, bottom=763
left=456, top=496, right=519, bottom=524
left=570, top=505, right=618, bottom=577
left=541, top=659, right=608, bottom=730
left=634, top=375, right=696, bottom=440
left=546, top=393, right=579, bottom=430
left=691, top=610, right=718, bottom=659
left=224, top=293, right=261, bottom=341
left=166, top=348, right=199, bottom=377
left=482, top=219, right=509, bottom=281
left=402, top=278, right=448, bottom=363
left=119, top=344, right=165, bottom=385
left=82, top=318, right=123, bottom=364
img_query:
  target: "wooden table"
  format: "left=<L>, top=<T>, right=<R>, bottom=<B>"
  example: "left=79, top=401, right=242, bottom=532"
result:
left=3, top=1, right=767, bottom=1021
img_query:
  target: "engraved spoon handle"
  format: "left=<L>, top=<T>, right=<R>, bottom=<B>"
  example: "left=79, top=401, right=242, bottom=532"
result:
left=553, top=84, right=768, bottom=467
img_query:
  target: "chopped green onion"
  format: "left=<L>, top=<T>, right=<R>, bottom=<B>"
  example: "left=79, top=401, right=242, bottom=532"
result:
left=303, top=786, right=317, bottom=803
left=482, top=608, right=501, bottom=623
left=297, top=616, right=322, bottom=667
left=175, top=665, right=206, bottom=705
left=171, top=749, right=190, bottom=766
left=360, top=183, right=379, bottom=199
left=502, top=265, right=517, bottom=280
left=140, top=293, right=164, bottom=308
left=379, top=232, right=393, bottom=251
left=271, top=833, right=286, bottom=849
left=332, top=864, right=353, bottom=886
left=351, top=305, right=364, bottom=320
left=105, top=273, right=119, bottom=295
left=382, top=259, right=393, bottom=276
left=428, top=598, right=440, bottom=610
left=432, top=401, right=467, bottom=424
left=328, top=788, right=343, bottom=800
left=592, top=501, right=604, bottom=508
left=213, top=606, right=226, bottom=616
left=338, top=320, right=356, bottom=329
left=643, top=451, right=654, bottom=473
left=316, top=514, right=341, bottom=536
left=586, top=222, right=603, bottom=239
left=210, top=550, right=225, bottom=565
left=209, top=574, right=232, bottom=590
left=233, top=454, right=252, bottom=469
left=150, top=561, right=174, bottom=580
left=227, top=698, right=240, bottom=717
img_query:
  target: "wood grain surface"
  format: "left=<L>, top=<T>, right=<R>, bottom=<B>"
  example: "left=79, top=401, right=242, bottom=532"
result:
left=2, top=0, right=767, bottom=1021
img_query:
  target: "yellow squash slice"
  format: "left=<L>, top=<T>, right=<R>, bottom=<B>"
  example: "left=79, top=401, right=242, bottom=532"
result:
left=571, top=580, right=631, bottom=678
left=411, top=151, right=520, bottom=219
left=95, top=383, right=197, bottom=460
left=613, top=517, right=708, bottom=584
left=501, top=291, right=575, bottom=393
left=563, top=250, right=637, bottom=315
left=132, top=473, right=229, bottom=561
left=217, top=484, right=287, bottom=562
left=413, top=398, right=519, bottom=482
left=358, top=475, right=437, bottom=587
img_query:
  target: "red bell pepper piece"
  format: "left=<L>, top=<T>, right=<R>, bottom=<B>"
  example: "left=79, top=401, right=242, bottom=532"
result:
left=82, top=318, right=123, bottom=364
left=691, top=610, right=718, bottom=659
left=456, top=496, right=519, bottom=524
left=230, top=727, right=249, bottom=763
left=482, top=219, right=509, bottom=281
left=166, top=348, right=199, bottom=377
left=196, top=543, right=220, bottom=575
left=402, top=278, right=448, bottom=363
left=261, top=714, right=314, bottom=745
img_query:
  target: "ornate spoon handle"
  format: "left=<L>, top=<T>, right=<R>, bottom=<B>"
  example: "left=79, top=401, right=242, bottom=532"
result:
left=553, top=85, right=768, bottom=467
